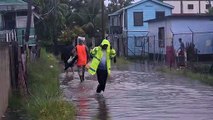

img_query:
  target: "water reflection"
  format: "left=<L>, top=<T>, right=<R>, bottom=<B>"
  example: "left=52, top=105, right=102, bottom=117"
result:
left=94, top=95, right=110, bottom=120
left=61, top=70, right=213, bottom=120
left=77, top=83, right=89, bottom=120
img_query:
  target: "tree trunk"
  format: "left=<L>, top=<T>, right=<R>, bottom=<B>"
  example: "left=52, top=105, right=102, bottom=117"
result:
left=53, top=0, right=58, bottom=55
left=101, top=0, right=105, bottom=39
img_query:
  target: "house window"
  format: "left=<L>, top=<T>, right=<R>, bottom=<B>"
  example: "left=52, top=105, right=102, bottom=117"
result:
left=158, top=27, right=165, bottom=48
left=188, top=4, right=194, bottom=9
left=206, top=4, right=211, bottom=9
left=135, top=36, right=144, bottom=47
left=17, top=11, right=28, bottom=16
left=112, top=17, right=114, bottom=26
left=156, top=11, right=165, bottom=19
left=133, top=12, right=143, bottom=26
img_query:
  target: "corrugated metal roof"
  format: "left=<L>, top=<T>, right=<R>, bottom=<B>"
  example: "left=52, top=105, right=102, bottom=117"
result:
left=0, top=0, right=27, bottom=11
left=109, top=0, right=174, bottom=16
left=124, top=0, right=174, bottom=10
left=0, top=0, right=26, bottom=4
left=145, top=14, right=213, bottom=22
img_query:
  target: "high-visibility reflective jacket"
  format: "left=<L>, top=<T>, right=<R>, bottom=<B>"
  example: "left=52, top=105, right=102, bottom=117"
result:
left=88, top=39, right=116, bottom=75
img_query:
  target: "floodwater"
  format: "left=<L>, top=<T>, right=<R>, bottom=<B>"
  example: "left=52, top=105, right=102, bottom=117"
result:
left=59, top=63, right=213, bottom=120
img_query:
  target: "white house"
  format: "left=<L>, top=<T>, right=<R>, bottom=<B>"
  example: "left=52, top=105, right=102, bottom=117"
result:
left=163, top=0, right=213, bottom=14
left=147, top=14, right=213, bottom=61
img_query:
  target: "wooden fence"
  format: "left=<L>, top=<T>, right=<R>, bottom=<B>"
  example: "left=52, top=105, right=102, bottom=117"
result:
left=0, top=29, right=31, bottom=119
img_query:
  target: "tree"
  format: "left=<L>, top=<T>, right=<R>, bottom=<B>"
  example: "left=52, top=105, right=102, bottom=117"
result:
left=33, top=0, right=68, bottom=42
left=107, top=0, right=134, bottom=13
left=59, top=26, right=85, bottom=44
left=32, top=0, right=107, bottom=48
left=71, top=0, right=102, bottom=38
left=207, top=7, right=213, bottom=15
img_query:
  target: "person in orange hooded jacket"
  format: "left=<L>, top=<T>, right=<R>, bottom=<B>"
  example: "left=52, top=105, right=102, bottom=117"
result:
left=75, top=37, right=89, bottom=82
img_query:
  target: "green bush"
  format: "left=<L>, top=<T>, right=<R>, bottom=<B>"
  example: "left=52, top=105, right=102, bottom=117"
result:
left=25, top=49, right=76, bottom=120
left=157, top=66, right=213, bottom=86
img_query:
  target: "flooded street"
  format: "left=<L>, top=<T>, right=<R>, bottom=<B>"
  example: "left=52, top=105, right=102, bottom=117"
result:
left=59, top=63, right=213, bottom=120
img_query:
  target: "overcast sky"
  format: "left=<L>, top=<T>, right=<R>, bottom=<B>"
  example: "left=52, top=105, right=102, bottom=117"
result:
left=104, top=0, right=141, bottom=6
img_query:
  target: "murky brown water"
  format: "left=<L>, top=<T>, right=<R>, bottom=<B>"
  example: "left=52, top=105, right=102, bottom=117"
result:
left=60, top=63, right=213, bottom=120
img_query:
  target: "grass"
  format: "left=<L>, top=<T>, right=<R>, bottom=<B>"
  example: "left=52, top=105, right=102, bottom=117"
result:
left=115, top=56, right=147, bottom=65
left=115, top=56, right=130, bottom=65
left=157, top=66, right=213, bottom=86
left=8, top=49, right=76, bottom=120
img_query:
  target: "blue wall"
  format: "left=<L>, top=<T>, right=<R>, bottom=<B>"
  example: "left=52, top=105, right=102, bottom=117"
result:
left=127, top=0, right=172, bottom=55
left=171, top=19, right=213, bottom=54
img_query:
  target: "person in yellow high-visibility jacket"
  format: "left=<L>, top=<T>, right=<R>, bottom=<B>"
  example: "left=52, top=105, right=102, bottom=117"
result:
left=87, top=39, right=116, bottom=93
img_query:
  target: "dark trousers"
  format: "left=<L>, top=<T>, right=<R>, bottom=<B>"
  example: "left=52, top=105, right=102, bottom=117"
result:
left=96, top=69, right=108, bottom=93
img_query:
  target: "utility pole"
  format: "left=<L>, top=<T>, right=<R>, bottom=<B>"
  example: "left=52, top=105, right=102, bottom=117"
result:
left=101, top=0, right=105, bottom=39
left=25, top=0, right=32, bottom=62
left=25, top=0, right=32, bottom=43
left=25, top=0, right=32, bottom=60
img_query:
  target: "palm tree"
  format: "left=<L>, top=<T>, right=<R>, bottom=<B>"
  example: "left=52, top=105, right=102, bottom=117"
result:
left=107, top=0, right=134, bottom=13
left=33, top=0, right=69, bottom=43
left=68, top=0, right=102, bottom=45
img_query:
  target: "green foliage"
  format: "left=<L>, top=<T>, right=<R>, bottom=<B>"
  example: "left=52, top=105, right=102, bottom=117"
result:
left=33, top=0, right=105, bottom=44
left=116, top=56, right=130, bottom=65
left=58, top=26, right=85, bottom=44
left=8, top=93, right=22, bottom=110
left=186, top=42, right=197, bottom=62
left=107, top=0, right=134, bottom=13
left=34, top=0, right=131, bottom=45
left=25, top=49, right=76, bottom=120
left=157, top=66, right=213, bottom=86
left=34, top=0, right=69, bottom=42
left=207, top=7, right=213, bottom=15
left=73, top=0, right=102, bottom=38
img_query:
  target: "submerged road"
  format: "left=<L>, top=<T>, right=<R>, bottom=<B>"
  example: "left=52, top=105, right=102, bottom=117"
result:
left=60, top=63, right=213, bottom=120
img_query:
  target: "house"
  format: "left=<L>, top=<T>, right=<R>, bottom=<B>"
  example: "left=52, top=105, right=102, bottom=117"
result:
left=0, top=0, right=36, bottom=46
left=163, top=0, right=213, bottom=14
left=147, top=14, right=213, bottom=61
left=108, top=0, right=174, bottom=56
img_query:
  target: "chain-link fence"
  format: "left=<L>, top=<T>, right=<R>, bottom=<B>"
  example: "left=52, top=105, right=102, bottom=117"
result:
left=109, top=34, right=151, bottom=57
left=110, top=30, right=213, bottom=63
left=0, top=29, right=17, bottom=42
left=173, top=31, right=213, bottom=62
left=109, top=34, right=165, bottom=62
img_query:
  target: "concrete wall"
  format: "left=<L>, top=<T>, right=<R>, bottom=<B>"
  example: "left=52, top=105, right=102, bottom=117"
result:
left=164, top=1, right=181, bottom=14
left=148, top=19, right=173, bottom=54
left=163, top=0, right=213, bottom=14
left=148, top=18, right=213, bottom=55
left=0, top=43, right=10, bottom=119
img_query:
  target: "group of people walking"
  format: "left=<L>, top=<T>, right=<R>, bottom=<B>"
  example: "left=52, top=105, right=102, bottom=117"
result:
left=61, top=37, right=116, bottom=93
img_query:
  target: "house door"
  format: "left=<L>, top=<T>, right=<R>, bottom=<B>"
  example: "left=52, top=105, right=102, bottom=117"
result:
left=158, top=27, right=165, bottom=48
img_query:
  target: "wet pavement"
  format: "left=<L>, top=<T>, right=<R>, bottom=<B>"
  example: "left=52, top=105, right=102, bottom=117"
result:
left=59, top=63, right=213, bottom=120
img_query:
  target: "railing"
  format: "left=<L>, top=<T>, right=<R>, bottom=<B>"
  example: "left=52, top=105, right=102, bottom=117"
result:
left=0, top=29, right=17, bottom=42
